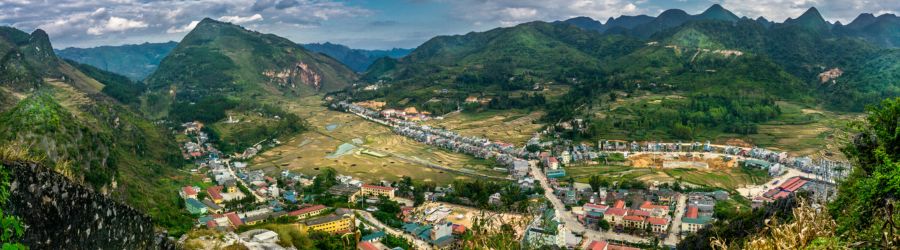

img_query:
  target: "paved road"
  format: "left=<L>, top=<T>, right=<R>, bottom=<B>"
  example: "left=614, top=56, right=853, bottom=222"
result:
left=664, top=193, right=687, bottom=246
left=225, top=160, right=265, bottom=202
left=528, top=162, right=651, bottom=246
left=355, top=210, right=433, bottom=250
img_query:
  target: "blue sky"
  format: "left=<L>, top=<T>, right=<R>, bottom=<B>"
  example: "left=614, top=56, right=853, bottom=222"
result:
left=1, top=0, right=897, bottom=50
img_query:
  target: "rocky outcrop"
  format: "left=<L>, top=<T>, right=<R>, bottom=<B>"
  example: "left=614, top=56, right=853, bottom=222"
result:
left=263, top=61, right=322, bottom=90
left=2, top=161, right=175, bottom=249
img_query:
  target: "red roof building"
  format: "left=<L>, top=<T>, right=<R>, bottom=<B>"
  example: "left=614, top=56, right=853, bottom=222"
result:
left=452, top=224, right=467, bottom=235
left=289, top=204, right=327, bottom=217
left=361, top=184, right=394, bottom=192
left=357, top=241, right=379, bottom=250
left=207, top=186, right=224, bottom=202
left=225, top=212, right=243, bottom=228
left=587, top=240, right=609, bottom=250
left=779, top=177, right=809, bottom=192
left=647, top=217, right=668, bottom=225
left=628, top=209, right=650, bottom=217
left=639, top=201, right=668, bottom=211
left=604, top=208, right=627, bottom=217
left=585, top=203, right=609, bottom=211
left=182, top=186, right=198, bottom=196
left=623, top=215, right=645, bottom=222
left=685, top=206, right=699, bottom=219
left=613, top=200, right=625, bottom=209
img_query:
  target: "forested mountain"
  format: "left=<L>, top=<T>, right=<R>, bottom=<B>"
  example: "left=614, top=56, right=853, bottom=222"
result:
left=55, top=41, right=177, bottom=80
left=143, top=18, right=356, bottom=153
left=302, top=42, right=412, bottom=72
left=143, top=18, right=356, bottom=118
left=355, top=5, right=900, bottom=141
left=358, top=21, right=644, bottom=113
left=0, top=26, right=192, bottom=233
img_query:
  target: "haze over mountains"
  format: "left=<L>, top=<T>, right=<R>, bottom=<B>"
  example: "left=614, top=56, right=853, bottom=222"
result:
left=57, top=41, right=411, bottom=79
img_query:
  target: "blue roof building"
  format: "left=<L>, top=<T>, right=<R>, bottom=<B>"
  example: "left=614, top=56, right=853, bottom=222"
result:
left=283, top=190, right=298, bottom=203
left=185, top=198, right=207, bottom=215
left=361, top=231, right=385, bottom=242
left=546, top=169, right=566, bottom=179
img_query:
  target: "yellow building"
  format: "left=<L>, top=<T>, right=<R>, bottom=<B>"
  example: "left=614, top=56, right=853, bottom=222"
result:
left=352, top=184, right=396, bottom=202
left=305, top=214, right=354, bottom=233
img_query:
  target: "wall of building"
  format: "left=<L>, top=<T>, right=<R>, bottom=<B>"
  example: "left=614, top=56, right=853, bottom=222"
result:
left=3, top=161, right=175, bottom=249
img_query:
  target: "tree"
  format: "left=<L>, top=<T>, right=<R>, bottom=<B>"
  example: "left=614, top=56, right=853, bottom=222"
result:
left=0, top=164, right=26, bottom=250
left=828, top=97, right=900, bottom=247
left=588, top=175, right=603, bottom=192
left=598, top=219, right=611, bottom=231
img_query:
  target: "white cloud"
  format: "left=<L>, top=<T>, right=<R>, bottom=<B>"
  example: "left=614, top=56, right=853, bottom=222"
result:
left=87, top=16, right=148, bottom=35
left=166, top=20, right=199, bottom=34
left=503, top=7, right=539, bottom=19
left=447, top=0, right=646, bottom=27
left=218, top=14, right=264, bottom=24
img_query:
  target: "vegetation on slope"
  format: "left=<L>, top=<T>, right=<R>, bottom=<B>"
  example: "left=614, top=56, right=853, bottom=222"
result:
left=65, top=59, right=144, bottom=105
left=827, top=97, right=900, bottom=247
left=0, top=148, right=28, bottom=250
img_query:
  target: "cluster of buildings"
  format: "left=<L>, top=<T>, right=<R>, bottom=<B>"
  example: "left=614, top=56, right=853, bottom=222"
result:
left=180, top=122, right=220, bottom=159
left=579, top=199, right=672, bottom=236
left=175, top=126, right=362, bottom=235
left=394, top=204, right=470, bottom=249
left=679, top=191, right=727, bottom=234
left=752, top=176, right=833, bottom=207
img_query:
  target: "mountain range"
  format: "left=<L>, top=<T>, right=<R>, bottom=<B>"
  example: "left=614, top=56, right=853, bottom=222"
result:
left=357, top=5, right=899, bottom=140
left=302, top=42, right=412, bottom=72
left=55, top=41, right=177, bottom=80
left=55, top=41, right=410, bottom=80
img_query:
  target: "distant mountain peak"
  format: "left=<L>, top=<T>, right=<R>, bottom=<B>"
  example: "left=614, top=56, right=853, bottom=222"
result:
left=658, top=9, right=690, bottom=19
left=699, top=4, right=740, bottom=22
left=798, top=7, right=826, bottom=22
left=784, top=6, right=830, bottom=30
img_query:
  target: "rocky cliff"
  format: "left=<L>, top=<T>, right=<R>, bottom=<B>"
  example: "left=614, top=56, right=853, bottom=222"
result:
left=2, top=161, right=175, bottom=249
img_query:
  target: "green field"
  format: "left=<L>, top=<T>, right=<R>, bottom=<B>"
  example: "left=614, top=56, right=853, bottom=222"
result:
left=566, top=163, right=770, bottom=191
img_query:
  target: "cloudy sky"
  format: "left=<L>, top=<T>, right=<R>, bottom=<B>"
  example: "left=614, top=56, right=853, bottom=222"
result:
left=1, top=0, right=897, bottom=50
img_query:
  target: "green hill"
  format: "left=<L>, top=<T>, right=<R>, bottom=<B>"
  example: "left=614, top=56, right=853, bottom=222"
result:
left=359, top=21, right=643, bottom=113
left=143, top=18, right=355, bottom=153
left=0, top=26, right=193, bottom=235
left=143, top=18, right=356, bottom=117
left=356, top=5, right=899, bottom=141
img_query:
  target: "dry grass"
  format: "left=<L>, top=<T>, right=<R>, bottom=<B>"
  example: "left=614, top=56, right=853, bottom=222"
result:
left=0, top=144, right=43, bottom=163
left=712, top=199, right=841, bottom=250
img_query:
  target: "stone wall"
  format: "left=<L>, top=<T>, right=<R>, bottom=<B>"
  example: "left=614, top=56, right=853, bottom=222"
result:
left=2, top=161, right=176, bottom=249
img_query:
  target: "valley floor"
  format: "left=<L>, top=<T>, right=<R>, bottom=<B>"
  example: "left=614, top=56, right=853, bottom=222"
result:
left=250, top=96, right=507, bottom=185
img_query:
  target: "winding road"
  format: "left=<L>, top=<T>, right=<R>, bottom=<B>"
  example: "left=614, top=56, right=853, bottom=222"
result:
left=528, top=161, right=652, bottom=246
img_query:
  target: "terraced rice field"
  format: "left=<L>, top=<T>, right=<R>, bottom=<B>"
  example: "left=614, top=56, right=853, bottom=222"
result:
left=424, top=109, right=544, bottom=145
